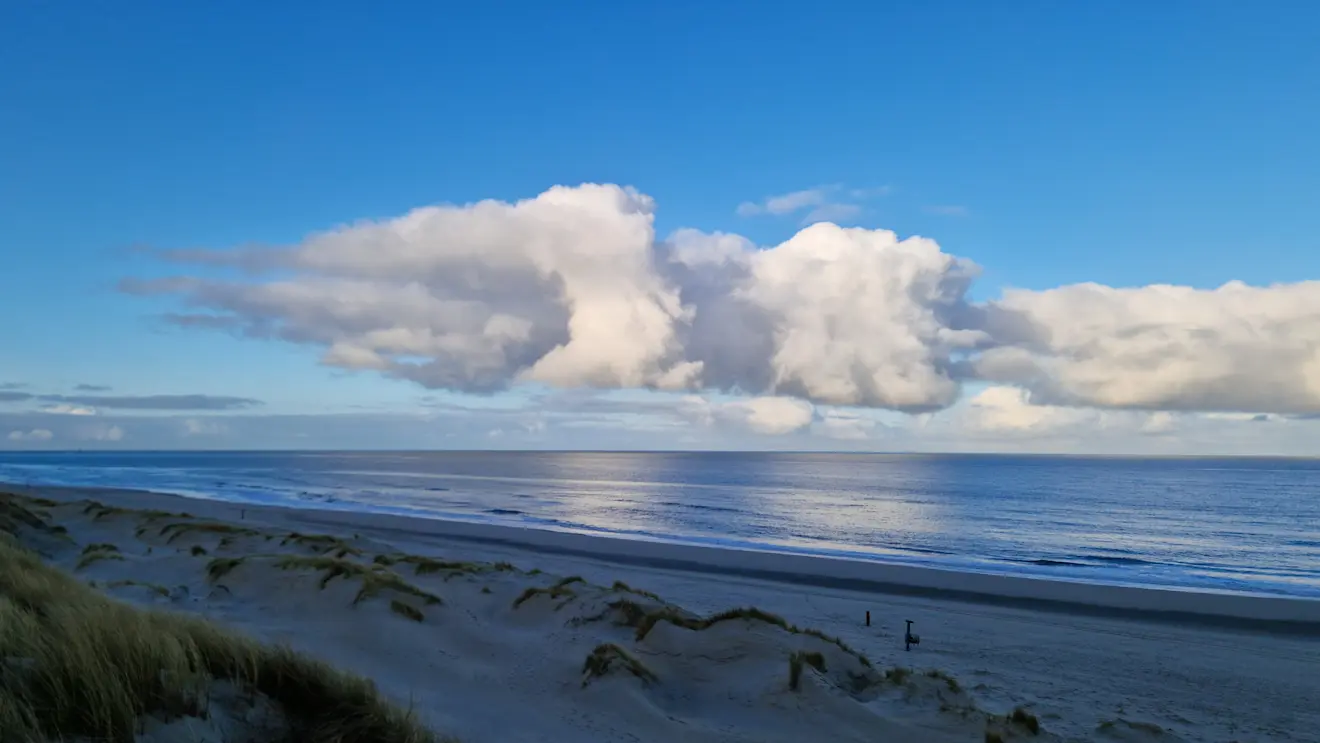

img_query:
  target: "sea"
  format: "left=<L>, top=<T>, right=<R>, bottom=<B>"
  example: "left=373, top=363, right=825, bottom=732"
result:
left=2, top=451, right=1318, bottom=599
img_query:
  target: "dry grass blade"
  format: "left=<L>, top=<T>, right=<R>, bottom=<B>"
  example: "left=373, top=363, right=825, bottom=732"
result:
left=581, top=643, right=657, bottom=687
left=1010, top=706, right=1041, bottom=735
left=788, top=650, right=827, bottom=691
left=389, top=600, right=425, bottom=622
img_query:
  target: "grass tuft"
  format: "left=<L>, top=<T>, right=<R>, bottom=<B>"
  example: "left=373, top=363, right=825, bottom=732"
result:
left=191, top=545, right=209, bottom=556
left=281, top=532, right=363, bottom=558
left=578, top=597, right=874, bottom=672
left=609, top=580, right=663, bottom=602
left=1, top=492, right=63, bottom=536
left=272, top=556, right=442, bottom=607
left=159, top=521, right=260, bottom=544
left=0, top=519, right=445, bottom=743
left=581, top=643, right=657, bottom=687
left=389, top=600, right=425, bottom=622
left=926, top=668, right=962, bottom=692
left=512, top=583, right=577, bottom=609
left=375, top=553, right=518, bottom=579
left=76, top=544, right=125, bottom=571
left=885, top=666, right=912, bottom=685
left=788, top=651, right=827, bottom=691
left=985, top=732, right=1005, bottom=743
left=206, top=556, right=247, bottom=582
left=1010, top=707, right=1041, bottom=735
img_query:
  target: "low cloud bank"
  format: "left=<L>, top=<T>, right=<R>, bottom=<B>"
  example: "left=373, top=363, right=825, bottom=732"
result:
left=122, top=184, right=1320, bottom=417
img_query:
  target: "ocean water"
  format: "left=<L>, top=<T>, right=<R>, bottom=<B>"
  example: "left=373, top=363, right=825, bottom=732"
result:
left=2, top=451, right=1318, bottom=599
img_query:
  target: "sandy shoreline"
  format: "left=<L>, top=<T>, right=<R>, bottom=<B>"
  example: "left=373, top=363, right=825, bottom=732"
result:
left=5, top=481, right=1319, bottom=742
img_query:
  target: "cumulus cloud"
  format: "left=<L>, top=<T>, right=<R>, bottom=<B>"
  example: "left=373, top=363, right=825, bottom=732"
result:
left=126, top=183, right=1320, bottom=419
left=978, top=281, right=1320, bottom=415
left=7, top=429, right=53, bottom=442
left=680, top=396, right=815, bottom=435
left=961, top=386, right=1093, bottom=434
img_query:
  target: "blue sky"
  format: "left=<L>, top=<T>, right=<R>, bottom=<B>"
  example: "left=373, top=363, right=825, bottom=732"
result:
left=2, top=1, right=1319, bottom=453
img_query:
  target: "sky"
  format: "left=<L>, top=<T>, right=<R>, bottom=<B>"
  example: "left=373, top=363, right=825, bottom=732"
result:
left=2, top=1, right=1319, bottom=454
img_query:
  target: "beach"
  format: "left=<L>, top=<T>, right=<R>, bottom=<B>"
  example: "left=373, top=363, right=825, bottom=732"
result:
left=4, top=482, right=1318, bottom=743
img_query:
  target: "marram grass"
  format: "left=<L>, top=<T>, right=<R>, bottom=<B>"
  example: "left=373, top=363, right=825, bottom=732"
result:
left=0, top=491, right=448, bottom=743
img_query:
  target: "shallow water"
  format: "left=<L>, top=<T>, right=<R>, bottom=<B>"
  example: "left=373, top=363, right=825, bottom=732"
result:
left=2, top=451, right=1318, bottom=598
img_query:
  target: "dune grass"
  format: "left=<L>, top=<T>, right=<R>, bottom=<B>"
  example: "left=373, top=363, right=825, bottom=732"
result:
left=159, top=520, right=261, bottom=544
left=82, top=501, right=193, bottom=536
left=1, top=492, right=68, bottom=540
left=512, top=575, right=585, bottom=609
left=76, top=543, right=125, bottom=571
left=191, top=544, right=208, bottom=556
left=1, top=498, right=445, bottom=743
left=204, top=554, right=444, bottom=608
left=885, top=666, right=912, bottom=684
left=2, top=497, right=51, bottom=530
left=282, top=531, right=363, bottom=558
left=608, top=601, right=872, bottom=668
left=206, top=556, right=247, bottom=582
left=926, top=668, right=962, bottom=692
left=609, top=580, right=663, bottom=602
left=788, top=650, right=827, bottom=691
left=389, top=600, right=425, bottom=622
left=274, top=556, right=442, bottom=605
left=581, top=643, right=657, bottom=687
left=374, top=552, right=518, bottom=580
left=1010, top=706, right=1041, bottom=735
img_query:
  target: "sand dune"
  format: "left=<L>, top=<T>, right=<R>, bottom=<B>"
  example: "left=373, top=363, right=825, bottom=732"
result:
left=4, top=484, right=1318, bottom=742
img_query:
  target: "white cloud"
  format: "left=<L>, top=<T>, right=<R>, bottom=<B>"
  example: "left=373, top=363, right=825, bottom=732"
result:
left=41, top=404, right=97, bottom=416
left=680, top=395, right=815, bottom=435
left=7, top=428, right=53, bottom=441
left=979, top=280, right=1320, bottom=415
left=133, top=185, right=979, bottom=411
left=962, top=386, right=1093, bottom=434
left=128, top=183, right=1320, bottom=422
